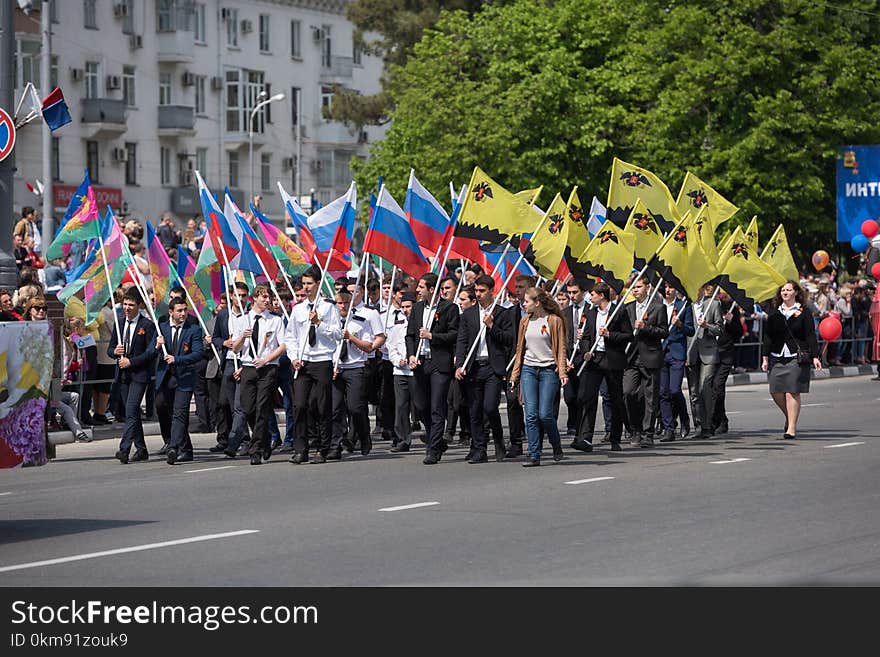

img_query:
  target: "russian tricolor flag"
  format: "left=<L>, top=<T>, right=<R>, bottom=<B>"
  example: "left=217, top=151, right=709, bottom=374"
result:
left=363, top=185, right=430, bottom=278
left=41, top=87, right=72, bottom=132
left=308, top=182, right=356, bottom=271
left=195, top=171, right=240, bottom=267
left=405, top=170, right=451, bottom=258
left=277, top=181, right=317, bottom=257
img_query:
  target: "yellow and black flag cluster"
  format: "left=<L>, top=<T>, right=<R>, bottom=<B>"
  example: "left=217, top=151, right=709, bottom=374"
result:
left=650, top=212, right=718, bottom=301
left=571, top=220, right=635, bottom=293
left=761, top=224, right=799, bottom=283
left=607, top=157, right=679, bottom=232
left=455, top=167, right=542, bottom=244
left=715, top=226, right=786, bottom=312
left=675, top=171, right=739, bottom=231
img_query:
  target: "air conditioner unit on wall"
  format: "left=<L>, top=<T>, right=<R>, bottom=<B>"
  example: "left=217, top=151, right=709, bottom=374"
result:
left=312, top=27, right=325, bottom=42
left=70, top=68, right=84, bottom=82
left=241, top=19, right=253, bottom=34
left=129, top=34, right=143, bottom=49
left=106, top=75, right=121, bottom=90
left=210, top=76, right=224, bottom=91
left=221, top=8, right=231, bottom=20
left=310, top=160, right=323, bottom=172
left=113, top=3, right=129, bottom=18
left=282, top=157, right=294, bottom=170
left=182, top=72, right=196, bottom=86
left=111, top=147, right=128, bottom=163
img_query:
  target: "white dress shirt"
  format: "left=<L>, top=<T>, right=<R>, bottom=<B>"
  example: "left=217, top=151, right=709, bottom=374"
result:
left=227, top=311, right=250, bottom=360
left=771, top=302, right=801, bottom=358
left=239, top=309, right=285, bottom=366
left=595, top=305, right=611, bottom=352
left=285, top=296, right=342, bottom=362
left=339, top=305, right=385, bottom=370
left=388, top=315, right=412, bottom=376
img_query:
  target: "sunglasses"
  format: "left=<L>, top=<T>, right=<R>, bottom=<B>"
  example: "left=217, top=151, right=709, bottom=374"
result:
left=32, top=306, right=47, bottom=312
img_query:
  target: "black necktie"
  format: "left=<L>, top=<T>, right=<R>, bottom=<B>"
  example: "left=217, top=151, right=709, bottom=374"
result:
left=171, top=325, right=180, bottom=356
left=308, top=303, right=316, bottom=346
left=340, top=338, right=348, bottom=362
left=252, top=315, right=261, bottom=355
left=123, top=320, right=132, bottom=355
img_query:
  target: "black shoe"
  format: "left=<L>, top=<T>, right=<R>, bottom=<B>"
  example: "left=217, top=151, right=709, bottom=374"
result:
left=610, top=442, right=622, bottom=451
left=208, top=444, right=227, bottom=453
left=250, top=454, right=261, bottom=465
left=639, top=436, right=654, bottom=448
left=223, top=448, right=237, bottom=459
left=659, top=430, right=676, bottom=443
left=289, top=452, right=307, bottom=464
left=467, top=452, right=488, bottom=464
left=166, top=449, right=178, bottom=465
left=91, top=414, right=109, bottom=425
left=505, top=445, right=523, bottom=458
left=131, top=449, right=149, bottom=462
left=716, top=422, right=729, bottom=435
left=263, top=446, right=272, bottom=462
left=115, top=450, right=129, bottom=464
left=569, top=439, right=593, bottom=453
left=277, top=444, right=294, bottom=454
left=381, top=430, right=393, bottom=441
left=783, top=433, right=796, bottom=440
left=361, top=438, right=372, bottom=456
left=630, top=431, right=642, bottom=445
left=236, top=444, right=248, bottom=456
left=341, top=439, right=354, bottom=454
left=390, top=443, right=410, bottom=453
left=565, top=429, right=577, bottom=437
left=494, top=449, right=506, bottom=462
left=423, top=454, right=439, bottom=465
left=693, top=431, right=711, bottom=440
left=680, top=420, right=691, bottom=439
left=521, top=458, right=540, bottom=467
left=438, top=441, right=449, bottom=454
left=157, top=444, right=168, bottom=455
left=176, top=452, right=193, bottom=463
left=271, top=438, right=282, bottom=449
left=312, top=453, right=327, bottom=464
left=601, top=432, right=611, bottom=444
left=552, top=450, right=564, bottom=462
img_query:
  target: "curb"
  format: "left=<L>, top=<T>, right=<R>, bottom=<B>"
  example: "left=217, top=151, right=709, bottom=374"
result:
left=727, top=364, right=876, bottom=386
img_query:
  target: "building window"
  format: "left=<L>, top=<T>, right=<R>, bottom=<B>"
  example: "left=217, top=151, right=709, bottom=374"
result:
left=290, top=86, right=300, bottom=127
left=228, top=151, right=239, bottom=188
left=225, top=68, right=265, bottom=133
left=121, top=0, right=134, bottom=34
left=194, top=2, right=206, bottom=43
left=83, top=0, right=97, bottom=29
left=353, top=38, right=362, bottom=66
left=159, top=73, right=172, bottom=106
left=259, top=14, right=270, bottom=52
left=265, top=83, right=273, bottom=124
left=125, top=143, right=137, bottom=185
left=225, top=8, right=239, bottom=47
left=122, top=66, right=136, bottom=107
left=321, top=85, right=333, bottom=120
left=261, top=154, right=271, bottom=191
left=157, top=0, right=192, bottom=32
left=51, top=137, right=60, bottom=182
left=196, top=148, right=208, bottom=177
left=160, top=146, right=171, bottom=185
left=49, top=0, right=59, bottom=23
left=290, top=20, right=301, bottom=58
left=14, top=39, right=40, bottom=92
left=84, top=61, right=99, bottom=99
left=321, top=25, right=332, bottom=68
left=195, top=75, right=206, bottom=114
left=50, top=55, right=58, bottom=88
left=86, top=141, right=100, bottom=184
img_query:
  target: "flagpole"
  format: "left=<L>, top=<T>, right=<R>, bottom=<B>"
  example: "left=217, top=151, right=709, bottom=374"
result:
left=246, top=242, right=291, bottom=323
left=124, top=249, right=168, bottom=358
left=382, top=265, right=398, bottom=333
left=429, top=242, right=444, bottom=275
left=453, top=258, right=468, bottom=305
left=333, top=249, right=370, bottom=369
left=460, top=212, right=551, bottom=373
left=684, top=284, right=721, bottom=364
left=213, top=223, right=255, bottom=361
left=488, top=242, right=512, bottom=277
left=174, top=267, right=222, bottom=366
left=316, top=247, right=335, bottom=302
left=97, top=229, right=122, bottom=347
left=221, top=265, right=240, bottom=369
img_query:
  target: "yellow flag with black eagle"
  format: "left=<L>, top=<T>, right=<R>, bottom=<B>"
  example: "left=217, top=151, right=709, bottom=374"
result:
left=623, top=199, right=664, bottom=270
left=607, top=157, right=679, bottom=233
left=528, top=193, right=569, bottom=279
left=454, top=166, right=543, bottom=244
left=649, top=211, right=718, bottom=301
left=675, top=171, right=739, bottom=231
left=715, top=226, right=786, bottom=312
left=572, top=219, right=635, bottom=294
left=761, top=224, right=799, bottom=283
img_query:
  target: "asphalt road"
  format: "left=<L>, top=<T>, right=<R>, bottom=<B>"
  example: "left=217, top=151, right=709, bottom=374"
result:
left=2, top=375, right=879, bottom=586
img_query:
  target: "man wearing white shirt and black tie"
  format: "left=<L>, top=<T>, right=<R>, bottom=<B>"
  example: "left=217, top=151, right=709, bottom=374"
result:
left=563, top=278, right=590, bottom=437
left=234, top=284, right=287, bottom=465
left=287, top=265, right=343, bottom=464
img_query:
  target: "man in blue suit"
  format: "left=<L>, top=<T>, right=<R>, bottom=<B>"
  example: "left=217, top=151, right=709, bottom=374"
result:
left=108, top=288, right=156, bottom=464
left=155, top=297, right=204, bottom=464
left=658, top=283, right=695, bottom=442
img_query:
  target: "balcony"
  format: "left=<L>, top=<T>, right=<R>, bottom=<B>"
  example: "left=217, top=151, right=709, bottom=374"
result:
left=157, top=105, right=195, bottom=137
left=80, top=98, right=126, bottom=138
left=316, top=122, right=356, bottom=145
left=320, top=56, right=354, bottom=82
left=223, top=131, right=267, bottom=150
left=157, top=30, right=195, bottom=63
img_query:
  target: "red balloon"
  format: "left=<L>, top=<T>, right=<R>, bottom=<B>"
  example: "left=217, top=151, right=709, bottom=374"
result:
left=862, top=219, right=880, bottom=238
left=819, top=316, right=842, bottom=342
left=872, top=262, right=880, bottom=279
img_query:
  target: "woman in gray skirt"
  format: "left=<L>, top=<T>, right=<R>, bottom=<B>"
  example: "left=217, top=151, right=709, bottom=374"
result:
left=761, top=280, right=822, bottom=439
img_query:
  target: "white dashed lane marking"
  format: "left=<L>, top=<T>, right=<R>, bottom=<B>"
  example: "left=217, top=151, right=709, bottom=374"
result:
left=564, top=476, right=615, bottom=485
left=824, top=442, right=865, bottom=449
left=185, top=465, right=239, bottom=473
left=710, top=458, right=751, bottom=465
left=378, top=502, right=439, bottom=512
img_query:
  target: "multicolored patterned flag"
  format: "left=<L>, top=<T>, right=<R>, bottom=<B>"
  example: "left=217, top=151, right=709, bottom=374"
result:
left=194, top=227, right=223, bottom=310
left=252, top=205, right=311, bottom=277
left=176, top=245, right=214, bottom=325
left=145, top=221, right=174, bottom=307
left=45, top=170, right=101, bottom=259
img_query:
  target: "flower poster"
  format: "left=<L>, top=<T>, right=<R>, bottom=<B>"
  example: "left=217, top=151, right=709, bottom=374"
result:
left=0, top=321, right=53, bottom=467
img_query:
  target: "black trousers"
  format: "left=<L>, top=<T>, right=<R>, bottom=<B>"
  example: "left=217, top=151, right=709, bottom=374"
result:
left=577, top=358, right=625, bottom=443
left=376, top=358, right=395, bottom=432
left=445, top=377, right=471, bottom=439
left=156, top=379, right=194, bottom=456
left=293, top=360, right=333, bottom=456
left=117, top=378, right=147, bottom=454
left=332, top=366, right=371, bottom=452
left=463, top=362, right=505, bottom=456
left=240, top=364, right=278, bottom=456
left=506, top=383, right=525, bottom=447
left=393, top=375, right=413, bottom=446
left=193, top=358, right=212, bottom=431
left=207, top=372, right=229, bottom=445
left=563, top=367, right=582, bottom=434
left=623, top=364, right=661, bottom=435
left=711, top=361, right=734, bottom=429
left=412, top=362, right=451, bottom=457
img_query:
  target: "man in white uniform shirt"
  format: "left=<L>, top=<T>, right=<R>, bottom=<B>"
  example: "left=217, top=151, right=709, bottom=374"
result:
left=389, top=292, right=416, bottom=452
left=234, top=284, right=287, bottom=465
left=286, top=266, right=343, bottom=464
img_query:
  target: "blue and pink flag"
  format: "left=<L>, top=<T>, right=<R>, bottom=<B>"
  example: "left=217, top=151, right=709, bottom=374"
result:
left=195, top=170, right=240, bottom=267
left=145, top=221, right=174, bottom=306
left=307, top=182, right=356, bottom=271
left=363, top=185, right=430, bottom=278
left=277, top=181, right=318, bottom=257
left=41, top=86, right=72, bottom=132
left=405, top=170, right=451, bottom=258
left=176, top=245, right=214, bottom=324
left=252, top=205, right=310, bottom=276
left=45, top=169, right=101, bottom=259
left=482, top=243, right=537, bottom=294
left=231, top=205, right=279, bottom=282
left=194, top=228, right=223, bottom=309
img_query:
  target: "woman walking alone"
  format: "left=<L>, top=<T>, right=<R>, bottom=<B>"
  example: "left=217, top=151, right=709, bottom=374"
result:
left=509, top=287, right=568, bottom=466
left=762, top=280, right=822, bottom=439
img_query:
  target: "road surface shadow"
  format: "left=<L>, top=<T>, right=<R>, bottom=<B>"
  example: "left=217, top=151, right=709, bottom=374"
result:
left=0, top=518, right=155, bottom=545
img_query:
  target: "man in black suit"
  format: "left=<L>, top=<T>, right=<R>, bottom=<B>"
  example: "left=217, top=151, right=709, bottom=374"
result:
left=454, top=275, right=514, bottom=463
left=108, top=288, right=157, bottom=464
left=563, top=278, right=590, bottom=437
left=711, top=293, right=743, bottom=435
left=155, top=298, right=204, bottom=465
left=573, top=282, right=632, bottom=452
left=623, top=275, right=668, bottom=447
left=502, top=274, right=535, bottom=457
left=406, top=272, right=459, bottom=465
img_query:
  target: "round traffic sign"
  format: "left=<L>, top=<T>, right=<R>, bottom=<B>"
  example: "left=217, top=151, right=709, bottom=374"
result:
left=0, top=107, right=15, bottom=163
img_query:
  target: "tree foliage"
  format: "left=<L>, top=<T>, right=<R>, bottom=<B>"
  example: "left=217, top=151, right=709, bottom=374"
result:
left=354, top=0, right=880, bottom=259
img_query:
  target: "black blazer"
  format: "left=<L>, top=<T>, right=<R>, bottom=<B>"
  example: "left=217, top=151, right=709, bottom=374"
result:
left=763, top=305, right=819, bottom=359
left=717, top=300, right=744, bottom=364
left=406, top=298, right=460, bottom=373
left=578, top=302, right=633, bottom=371
left=501, top=303, right=526, bottom=363
left=625, top=298, right=668, bottom=369
left=564, top=301, right=589, bottom=366
left=155, top=320, right=204, bottom=392
left=107, top=314, right=156, bottom=384
left=212, top=308, right=232, bottom=362
left=455, top=304, right=514, bottom=377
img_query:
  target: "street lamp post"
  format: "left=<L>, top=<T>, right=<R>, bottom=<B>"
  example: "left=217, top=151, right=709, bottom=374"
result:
left=248, top=91, right=285, bottom=211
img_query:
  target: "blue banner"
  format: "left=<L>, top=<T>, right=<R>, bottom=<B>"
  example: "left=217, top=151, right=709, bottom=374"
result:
left=837, top=145, right=880, bottom=241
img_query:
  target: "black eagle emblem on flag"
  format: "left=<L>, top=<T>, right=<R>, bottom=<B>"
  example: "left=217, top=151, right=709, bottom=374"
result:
left=673, top=226, right=688, bottom=245
left=598, top=229, right=619, bottom=245
left=769, top=240, right=779, bottom=257
left=568, top=205, right=585, bottom=225
left=547, top=214, right=564, bottom=235
left=621, top=171, right=652, bottom=188
left=687, top=189, right=708, bottom=208
left=731, top=242, right=749, bottom=259
left=472, top=181, right=493, bottom=202
left=694, top=216, right=707, bottom=235
left=632, top=212, right=659, bottom=234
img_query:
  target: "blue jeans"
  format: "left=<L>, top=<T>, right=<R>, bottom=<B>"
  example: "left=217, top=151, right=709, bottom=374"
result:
left=520, top=365, right=562, bottom=460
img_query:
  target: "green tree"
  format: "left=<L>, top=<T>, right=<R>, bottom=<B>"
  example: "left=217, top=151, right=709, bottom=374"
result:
left=355, top=0, right=880, bottom=262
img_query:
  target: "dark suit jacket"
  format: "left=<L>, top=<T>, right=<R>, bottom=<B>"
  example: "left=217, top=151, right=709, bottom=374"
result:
left=155, top=320, right=204, bottom=391
left=406, top=298, right=459, bottom=373
left=663, top=299, right=695, bottom=362
left=577, top=301, right=633, bottom=371
left=563, top=301, right=589, bottom=367
left=212, top=308, right=232, bottom=362
left=763, top=305, right=819, bottom=359
left=717, top=300, right=744, bottom=364
left=107, top=314, right=156, bottom=384
left=455, top=303, right=514, bottom=377
left=625, top=297, right=668, bottom=369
